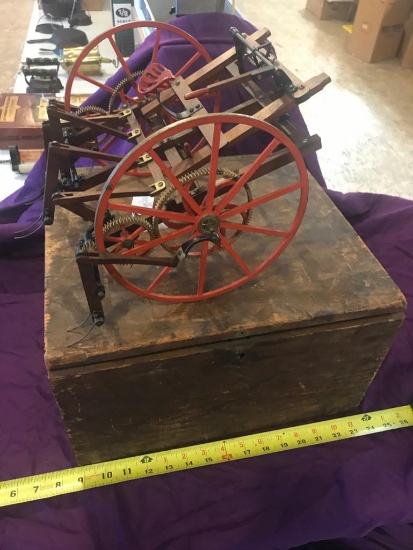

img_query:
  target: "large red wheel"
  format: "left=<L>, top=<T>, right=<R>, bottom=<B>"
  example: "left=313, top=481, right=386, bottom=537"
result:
left=94, top=113, right=309, bottom=303
left=64, top=21, right=213, bottom=111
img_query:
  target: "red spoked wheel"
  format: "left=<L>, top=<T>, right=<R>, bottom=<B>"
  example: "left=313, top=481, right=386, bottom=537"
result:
left=64, top=21, right=213, bottom=111
left=65, top=22, right=218, bottom=172
left=94, top=113, right=309, bottom=303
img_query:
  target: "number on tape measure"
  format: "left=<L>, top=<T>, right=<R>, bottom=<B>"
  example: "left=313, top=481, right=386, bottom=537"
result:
left=0, top=405, right=412, bottom=508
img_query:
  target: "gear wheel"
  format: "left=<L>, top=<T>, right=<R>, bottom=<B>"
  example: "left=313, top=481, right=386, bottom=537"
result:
left=79, top=239, right=97, bottom=253
left=152, top=168, right=253, bottom=256
left=152, top=167, right=240, bottom=222
left=107, top=71, right=145, bottom=113
left=75, top=105, right=108, bottom=116
left=102, top=215, right=156, bottom=257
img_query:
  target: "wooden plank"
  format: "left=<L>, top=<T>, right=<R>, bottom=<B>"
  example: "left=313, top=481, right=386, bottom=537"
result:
left=51, top=313, right=404, bottom=464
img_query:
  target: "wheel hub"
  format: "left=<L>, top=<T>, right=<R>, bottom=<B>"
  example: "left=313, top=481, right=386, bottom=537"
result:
left=122, top=238, right=135, bottom=249
left=198, top=214, right=220, bottom=234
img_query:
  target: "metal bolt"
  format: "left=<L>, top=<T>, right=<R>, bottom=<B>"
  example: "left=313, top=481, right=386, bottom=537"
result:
left=175, top=81, right=180, bottom=86
left=189, top=108, right=194, bottom=113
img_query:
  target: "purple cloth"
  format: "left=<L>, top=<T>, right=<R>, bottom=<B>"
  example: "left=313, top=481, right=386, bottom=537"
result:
left=0, top=13, right=412, bottom=550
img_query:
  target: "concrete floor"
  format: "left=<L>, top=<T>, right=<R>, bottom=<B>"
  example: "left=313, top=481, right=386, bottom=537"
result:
left=241, top=0, right=413, bottom=199
left=1, top=0, right=412, bottom=199
left=0, top=0, right=35, bottom=93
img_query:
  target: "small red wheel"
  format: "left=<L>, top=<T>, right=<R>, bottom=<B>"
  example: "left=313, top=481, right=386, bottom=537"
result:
left=94, top=112, right=309, bottom=303
left=64, top=21, right=213, bottom=111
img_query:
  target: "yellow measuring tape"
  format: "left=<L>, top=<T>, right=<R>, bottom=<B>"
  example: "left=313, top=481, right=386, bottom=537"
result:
left=1, top=404, right=412, bottom=508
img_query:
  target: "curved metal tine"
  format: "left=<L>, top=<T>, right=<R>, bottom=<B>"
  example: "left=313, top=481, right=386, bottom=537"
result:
left=24, top=186, right=45, bottom=206
left=24, top=195, right=42, bottom=206
left=13, top=213, right=43, bottom=234
left=14, top=217, right=44, bottom=239
left=67, top=312, right=93, bottom=332
left=67, top=322, right=98, bottom=347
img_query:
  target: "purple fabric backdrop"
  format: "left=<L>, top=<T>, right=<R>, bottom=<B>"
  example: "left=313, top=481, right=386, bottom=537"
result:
left=0, top=13, right=412, bottom=550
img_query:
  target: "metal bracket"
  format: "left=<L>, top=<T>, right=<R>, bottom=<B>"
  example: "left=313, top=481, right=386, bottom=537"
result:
left=177, top=232, right=221, bottom=262
left=119, top=108, right=133, bottom=120
left=230, top=27, right=298, bottom=96
left=137, top=153, right=152, bottom=166
left=149, top=181, right=167, bottom=195
left=127, top=128, right=142, bottom=140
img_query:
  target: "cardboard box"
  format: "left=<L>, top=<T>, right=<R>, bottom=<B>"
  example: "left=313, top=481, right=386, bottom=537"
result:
left=401, top=34, right=413, bottom=66
left=81, top=0, right=104, bottom=11
left=306, top=0, right=354, bottom=21
left=346, top=0, right=413, bottom=62
left=401, top=15, right=413, bottom=66
left=399, top=13, right=413, bottom=66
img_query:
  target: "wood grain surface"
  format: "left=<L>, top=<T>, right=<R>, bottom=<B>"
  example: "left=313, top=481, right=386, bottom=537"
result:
left=45, top=156, right=406, bottom=371
left=44, top=156, right=406, bottom=463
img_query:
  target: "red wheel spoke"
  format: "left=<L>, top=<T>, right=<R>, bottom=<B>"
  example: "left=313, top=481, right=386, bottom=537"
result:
left=126, top=169, right=152, bottom=177
left=113, top=243, right=124, bottom=253
left=94, top=158, right=108, bottom=167
left=74, top=72, right=116, bottom=94
left=151, top=28, right=162, bottom=63
left=149, top=148, right=203, bottom=215
left=197, top=241, right=209, bottom=295
left=219, top=232, right=252, bottom=275
left=118, top=93, right=141, bottom=108
left=213, top=91, right=221, bottom=113
left=146, top=266, right=173, bottom=293
left=225, top=204, right=238, bottom=210
left=190, top=137, right=206, bottom=154
left=94, top=111, right=308, bottom=303
left=220, top=182, right=302, bottom=220
left=175, top=51, right=202, bottom=77
left=129, top=225, right=146, bottom=239
left=221, top=221, right=290, bottom=238
left=107, top=35, right=132, bottom=78
left=100, top=135, right=120, bottom=153
left=205, top=122, right=222, bottom=210
left=107, top=201, right=196, bottom=224
left=122, top=225, right=195, bottom=256
left=215, top=138, right=280, bottom=214
left=107, top=35, right=141, bottom=97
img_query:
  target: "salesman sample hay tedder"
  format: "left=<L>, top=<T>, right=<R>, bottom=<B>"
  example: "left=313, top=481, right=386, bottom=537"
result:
left=41, top=21, right=330, bottom=327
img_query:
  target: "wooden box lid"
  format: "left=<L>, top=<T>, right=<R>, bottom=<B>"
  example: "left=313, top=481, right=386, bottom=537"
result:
left=45, top=157, right=406, bottom=371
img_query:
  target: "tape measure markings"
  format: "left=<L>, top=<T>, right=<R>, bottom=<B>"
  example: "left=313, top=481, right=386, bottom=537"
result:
left=1, top=405, right=412, bottom=507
